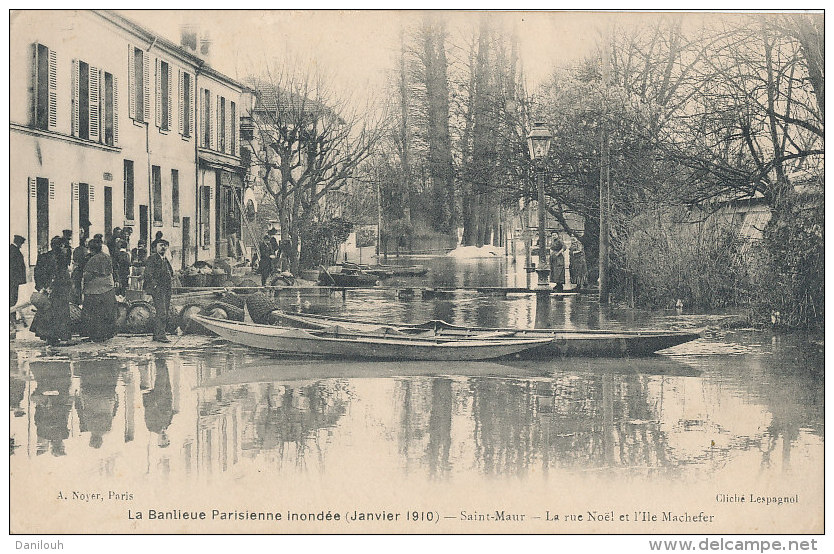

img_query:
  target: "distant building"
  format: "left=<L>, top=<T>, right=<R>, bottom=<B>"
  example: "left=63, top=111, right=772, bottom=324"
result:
left=10, top=10, right=252, bottom=270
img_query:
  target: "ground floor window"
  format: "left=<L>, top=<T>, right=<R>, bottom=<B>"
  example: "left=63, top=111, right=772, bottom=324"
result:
left=200, top=185, right=211, bottom=248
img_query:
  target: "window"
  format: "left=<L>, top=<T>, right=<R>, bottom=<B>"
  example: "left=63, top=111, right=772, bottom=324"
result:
left=219, top=96, right=226, bottom=153
left=230, top=101, right=237, bottom=156
left=35, top=177, right=50, bottom=254
left=104, top=186, right=113, bottom=237
left=32, top=43, right=56, bottom=130
left=152, top=165, right=162, bottom=224
left=73, top=61, right=118, bottom=145
left=124, top=160, right=135, bottom=221
left=180, top=71, right=192, bottom=137
left=171, top=169, right=180, bottom=225
left=102, top=72, right=118, bottom=146
left=200, top=185, right=211, bottom=247
left=128, top=45, right=150, bottom=123
left=156, top=59, right=172, bottom=131
left=78, top=183, right=90, bottom=234
left=78, top=61, right=90, bottom=139
left=202, top=88, right=211, bottom=148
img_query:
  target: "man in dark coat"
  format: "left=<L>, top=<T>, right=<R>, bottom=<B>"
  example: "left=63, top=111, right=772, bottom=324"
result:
left=143, top=239, right=174, bottom=343
left=150, top=231, right=164, bottom=253
left=257, top=232, right=274, bottom=286
left=71, top=228, right=89, bottom=303
left=10, top=235, right=27, bottom=326
left=106, top=227, right=122, bottom=258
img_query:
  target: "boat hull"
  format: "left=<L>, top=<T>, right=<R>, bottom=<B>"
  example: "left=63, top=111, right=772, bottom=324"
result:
left=271, top=311, right=701, bottom=357
left=193, top=315, right=551, bottom=361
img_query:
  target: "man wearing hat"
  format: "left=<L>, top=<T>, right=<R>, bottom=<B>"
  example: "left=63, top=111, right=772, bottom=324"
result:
left=10, top=235, right=27, bottom=327
left=143, top=238, right=174, bottom=343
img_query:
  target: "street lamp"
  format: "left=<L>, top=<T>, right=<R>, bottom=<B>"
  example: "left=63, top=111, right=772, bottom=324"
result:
left=527, top=122, right=553, bottom=291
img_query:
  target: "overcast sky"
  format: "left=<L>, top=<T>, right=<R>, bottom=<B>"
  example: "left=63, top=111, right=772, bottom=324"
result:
left=119, top=10, right=613, bottom=93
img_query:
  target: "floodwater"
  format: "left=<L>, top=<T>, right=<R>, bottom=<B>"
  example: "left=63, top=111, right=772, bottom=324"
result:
left=9, top=256, right=824, bottom=534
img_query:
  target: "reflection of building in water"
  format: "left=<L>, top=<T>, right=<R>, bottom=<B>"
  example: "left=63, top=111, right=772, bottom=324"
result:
left=10, top=343, right=822, bottom=486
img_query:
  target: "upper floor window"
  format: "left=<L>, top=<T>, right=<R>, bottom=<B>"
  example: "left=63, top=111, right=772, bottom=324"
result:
left=102, top=71, right=118, bottom=146
left=31, top=43, right=57, bottom=131
left=202, top=88, right=212, bottom=148
left=179, top=70, right=193, bottom=137
left=219, top=96, right=226, bottom=152
left=230, top=100, right=237, bottom=156
left=156, top=59, right=172, bottom=131
left=72, top=60, right=118, bottom=145
left=128, top=45, right=150, bottom=123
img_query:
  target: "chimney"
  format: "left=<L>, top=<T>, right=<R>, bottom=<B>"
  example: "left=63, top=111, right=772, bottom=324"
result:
left=199, top=31, right=212, bottom=65
left=180, top=24, right=197, bottom=54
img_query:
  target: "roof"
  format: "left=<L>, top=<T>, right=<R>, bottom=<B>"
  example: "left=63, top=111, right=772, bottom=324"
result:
left=94, top=10, right=247, bottom=91
left=246, top=78, right=343, bottom=123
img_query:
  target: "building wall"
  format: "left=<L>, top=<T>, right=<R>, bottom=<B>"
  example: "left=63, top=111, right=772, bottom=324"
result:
left=10, top=10, right=206, bottom=269
left=195, top=74, right=248, bottom=262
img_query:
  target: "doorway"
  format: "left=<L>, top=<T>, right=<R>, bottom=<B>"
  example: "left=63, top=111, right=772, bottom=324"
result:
left=104, top=186, right=113, bottom=237
left=139, top=205, right=148, bottom=247
left=79, top=182, right=90, bottom=233
left=181, top=217, right=191, bottom=267
left=36, top=177, right=49, bottom=253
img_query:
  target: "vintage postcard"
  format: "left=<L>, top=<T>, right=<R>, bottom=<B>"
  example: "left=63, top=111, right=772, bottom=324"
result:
left=8, top=9, right=824, bottom=541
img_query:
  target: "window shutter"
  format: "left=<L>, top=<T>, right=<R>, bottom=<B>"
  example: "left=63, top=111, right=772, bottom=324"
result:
left=232, top=102, right=239, bottom=157
left=48, top=179, right=55, bottom=200
left=142, top=50, right=150, bottom=123
left=71, top=59, right=79, bottom=137
left=89, top=66, right=100, bottom=142
left=178, top=69, right=184, bottom=135
left=210, top=93, right=218, bottom=150
left=47, top=49, right=57, bottom=130
left=155, top=58, right=161, bottom=128
left=89, top=184, right=95, bottom=202
left=127, top=45, right=135, bottom=120
left=166, top=65, right=173, bottom=132
left=28, top=177, right=37, bottom=264
left=112, top=76, right=119, bottom=145
left=189, top=77, right=195, bottom=138
left=71, top=182, right=78, bottom=241
left=226, top=101, right=232, bottom=154
left=30, top=44, right=37, bottom=126
left=198, top=87, right=204, bottom=146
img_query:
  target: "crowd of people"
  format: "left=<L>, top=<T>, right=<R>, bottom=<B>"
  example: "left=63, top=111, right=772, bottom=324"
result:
left=10, top=226, right=174, bottom=346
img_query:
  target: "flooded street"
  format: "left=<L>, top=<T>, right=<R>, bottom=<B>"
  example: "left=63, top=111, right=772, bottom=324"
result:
left=10, top=257, right=824, bottom=534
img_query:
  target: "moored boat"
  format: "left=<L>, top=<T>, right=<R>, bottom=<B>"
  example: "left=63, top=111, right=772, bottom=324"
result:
left=270, top=311, right=702, bottom=356
left=192, top=314, right=552, bottom=361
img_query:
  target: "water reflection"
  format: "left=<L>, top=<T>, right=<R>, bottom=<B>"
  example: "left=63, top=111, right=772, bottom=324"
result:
left=77, top=361, right=119, bottom=449
left=10, top=334, right=822, bottom=488
left=30, top=362, right=72, bottom=457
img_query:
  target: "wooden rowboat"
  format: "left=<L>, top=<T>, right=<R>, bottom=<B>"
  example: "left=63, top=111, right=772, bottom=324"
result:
left=270, top=311, right=702, bottom=357
left=192, top=314, right=552, bottom=361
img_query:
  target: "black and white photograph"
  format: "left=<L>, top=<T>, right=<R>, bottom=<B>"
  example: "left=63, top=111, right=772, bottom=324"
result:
left=8, top=8, right=824, bottom=541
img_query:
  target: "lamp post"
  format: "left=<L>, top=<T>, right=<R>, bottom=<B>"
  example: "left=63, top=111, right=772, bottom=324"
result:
left=527, top=122, right=553, bottom=291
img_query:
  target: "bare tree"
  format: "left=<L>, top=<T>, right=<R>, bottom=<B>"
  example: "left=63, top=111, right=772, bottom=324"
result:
left=245, top=63, right=386, bottom=273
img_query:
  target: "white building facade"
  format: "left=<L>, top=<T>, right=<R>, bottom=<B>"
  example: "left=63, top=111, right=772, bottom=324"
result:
left=10, top=10, right=250, bottom=271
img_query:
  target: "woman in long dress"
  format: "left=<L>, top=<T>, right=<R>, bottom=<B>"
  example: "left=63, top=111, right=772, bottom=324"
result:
left=570, top=237, right=589, bottom=290
left=549, top=235, right=567, bottom=290
left=31, top=237, right=74, bottom=346
left=81, top=238, right=117, bottom=341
